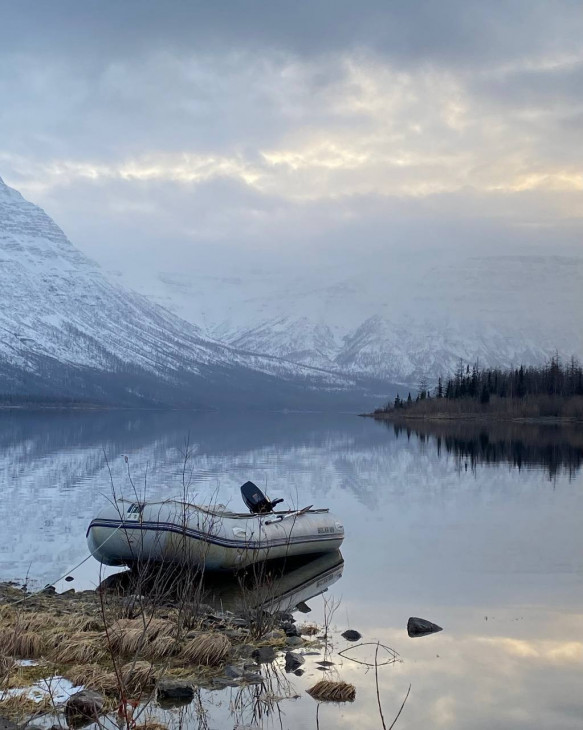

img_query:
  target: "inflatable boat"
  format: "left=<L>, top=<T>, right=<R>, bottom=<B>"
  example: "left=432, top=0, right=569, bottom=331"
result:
left=87, top=481, right=344, bottom=571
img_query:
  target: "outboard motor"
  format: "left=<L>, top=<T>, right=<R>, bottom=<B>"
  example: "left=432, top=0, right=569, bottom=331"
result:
left=241, top=481, right=284, bottom=514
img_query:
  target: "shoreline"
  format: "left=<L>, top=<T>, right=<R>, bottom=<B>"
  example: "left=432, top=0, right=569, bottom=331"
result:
left=0, top=576, right=326, bottom=725
left=361, top=412, right=583, bottom=426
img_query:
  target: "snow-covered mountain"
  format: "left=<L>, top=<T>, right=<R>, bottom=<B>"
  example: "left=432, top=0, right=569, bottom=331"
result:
left=4, top=172, right=580, bottom=402
left=0, top=176, right=384, bottom=409
left=114, top=255, right=583, bottom=387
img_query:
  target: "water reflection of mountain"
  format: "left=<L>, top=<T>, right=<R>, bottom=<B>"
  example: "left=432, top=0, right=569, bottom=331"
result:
left=5, top=407, right=580, bottom=588
left=388, top=420, right=583, bottom=478
left=0, top=409, right=375, bottom=465
left=0, top=409, right=372, bottom=585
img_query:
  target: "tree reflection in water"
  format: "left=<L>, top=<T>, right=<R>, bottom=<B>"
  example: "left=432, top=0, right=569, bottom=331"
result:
left=387, top=420, right=583, bottom=479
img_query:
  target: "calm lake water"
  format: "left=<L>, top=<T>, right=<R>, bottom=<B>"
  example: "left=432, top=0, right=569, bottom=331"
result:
left=1, top=409, right=583, bottom=729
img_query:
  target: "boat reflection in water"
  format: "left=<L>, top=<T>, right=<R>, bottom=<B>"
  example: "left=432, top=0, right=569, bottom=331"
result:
left=204, top=549, right=344, bottom=614
left=100, top=550, right=344, bottom=616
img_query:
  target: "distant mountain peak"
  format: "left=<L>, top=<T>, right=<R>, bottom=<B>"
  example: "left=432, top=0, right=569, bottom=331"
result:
left=112, top=257, right=583, bottom=387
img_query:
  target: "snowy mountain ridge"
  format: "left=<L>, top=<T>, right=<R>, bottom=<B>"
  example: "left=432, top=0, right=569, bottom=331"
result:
left=0, top=175, right=382, bottom=408
left=3, top=172, right=580, bottom=402
left=114, top=256, right=583, bottom=386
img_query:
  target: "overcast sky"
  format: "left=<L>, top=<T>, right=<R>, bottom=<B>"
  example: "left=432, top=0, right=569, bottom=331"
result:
left=1, top=0, right=582, bottom=279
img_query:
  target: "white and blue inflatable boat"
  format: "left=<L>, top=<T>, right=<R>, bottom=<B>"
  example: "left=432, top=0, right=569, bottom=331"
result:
left=87, top=481, right=344, bottom=571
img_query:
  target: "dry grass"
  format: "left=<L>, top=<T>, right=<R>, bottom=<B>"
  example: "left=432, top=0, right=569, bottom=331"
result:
left=45, top=627, right=67, bottom=645
left=181, top=633, right=231, bottom=666
left=144, top=635, right=179, bottom=661
left=109, top=618, right=176, bottom=657
left=0, top=653, right=15, bottom=680
left=14, top=613, right=58, bottom=633
left=121, top=661, right=156, bottom=695
left=78, top=617, right=104, bottom=632
left=299, top=623, right=319, bottom=636
left=134, top=722, right=169, bottom=730
left=0, top=605, right=14, bottom=620
left=307, top=680, right=356, bottom=703
left=64, top=664, right=118, bottom=694
left=0, top=629, right=17, bottom=656
left=64, top=664, right=119, bottom=695
left=114, top=627, right=147, bottom=656
left=0, top=692, right=53, bottom=718
left=0, top=630, right=47, bottom=659
left=0, top=662, right=55, bottom=691
left=144, top=619, right=176, bottom=639
left=53, top=632, right=106, bottom=664
left=0, top=610, right=106, bottom=662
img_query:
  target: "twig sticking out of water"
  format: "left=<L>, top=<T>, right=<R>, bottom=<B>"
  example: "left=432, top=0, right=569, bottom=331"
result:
left=374, top=642, right=411, bottom=730
left=387, top=683, right=411, bottom=730
left=338, top=641, right=400, bottom=667
left=375, top=643, right=386, bottom=730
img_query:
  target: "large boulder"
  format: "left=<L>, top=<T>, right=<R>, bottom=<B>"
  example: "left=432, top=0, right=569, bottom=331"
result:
left=65, top=689, right=104, bottom=725
left=407, top=617, right=443, bottom=637
left=156, top=678, right=195, bottom=702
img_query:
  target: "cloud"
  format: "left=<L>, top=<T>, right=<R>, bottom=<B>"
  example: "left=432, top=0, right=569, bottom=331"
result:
left=0, top=0, right=581, bottom=285
left=2, top=1, right=583, bottom=68
left=3, top=51, right=582, bottom=205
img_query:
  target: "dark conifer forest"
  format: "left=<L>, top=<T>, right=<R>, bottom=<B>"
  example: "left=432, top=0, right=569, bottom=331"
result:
left=375, top=355, right=583, bottom=420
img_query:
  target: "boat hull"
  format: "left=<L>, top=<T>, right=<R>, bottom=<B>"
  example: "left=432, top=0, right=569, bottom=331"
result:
left=87, top=500, right=344, bottom=571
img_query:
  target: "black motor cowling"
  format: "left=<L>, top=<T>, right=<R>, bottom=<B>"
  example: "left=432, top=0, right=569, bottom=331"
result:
left=241, top=481, right=283, bottom=514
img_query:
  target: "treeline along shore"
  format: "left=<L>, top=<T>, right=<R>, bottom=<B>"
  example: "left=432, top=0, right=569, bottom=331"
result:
left=367, top=356, right=583, bottom=423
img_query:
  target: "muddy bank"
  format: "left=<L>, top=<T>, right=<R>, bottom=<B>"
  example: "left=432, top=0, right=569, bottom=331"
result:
left=364, top=411, right=583, bottom=425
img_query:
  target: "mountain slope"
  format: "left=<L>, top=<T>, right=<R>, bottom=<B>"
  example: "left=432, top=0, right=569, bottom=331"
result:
left=115, top=256, right=583, bottom=386
left=0, top=176, right=385, bottom=409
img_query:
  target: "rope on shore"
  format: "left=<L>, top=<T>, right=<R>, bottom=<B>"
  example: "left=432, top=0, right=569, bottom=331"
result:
left=8, top=523, right=125, bottom=606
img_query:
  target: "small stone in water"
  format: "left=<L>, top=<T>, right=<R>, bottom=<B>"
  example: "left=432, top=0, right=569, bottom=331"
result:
left=341, top=629, right=362, bottom=641
left=252, top=646, right=277, bottom=663
left=282, top=622, right=300, bottom=637
left=242, top=672, right=263, bottom=684
left=223, top=665, right=243, bottom=679
left=407, top=617, right=443, bottom=637
left=284, top=651, right=305, bottom=672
